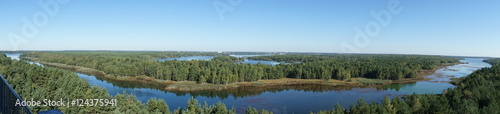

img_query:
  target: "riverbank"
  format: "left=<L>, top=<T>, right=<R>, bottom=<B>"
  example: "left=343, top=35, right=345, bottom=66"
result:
left=22, top=57, right=459, bottom=91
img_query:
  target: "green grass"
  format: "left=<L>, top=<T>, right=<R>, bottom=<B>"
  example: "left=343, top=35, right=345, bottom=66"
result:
left=355, top=78, right=392, bottom=85
left=251, top=82, right=265, bottom=85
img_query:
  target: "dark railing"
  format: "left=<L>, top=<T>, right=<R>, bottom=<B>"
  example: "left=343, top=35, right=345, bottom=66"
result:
left=1, top=74, right=32, bottom=114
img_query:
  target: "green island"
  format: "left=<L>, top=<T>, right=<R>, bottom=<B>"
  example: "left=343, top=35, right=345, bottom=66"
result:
left=1, top=52, right=499, bottom=113
left=20, top=51, right=460, bottom=91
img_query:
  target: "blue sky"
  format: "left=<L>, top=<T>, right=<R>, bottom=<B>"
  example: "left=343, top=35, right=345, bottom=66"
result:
left=0, top=0, right=499, bottom=57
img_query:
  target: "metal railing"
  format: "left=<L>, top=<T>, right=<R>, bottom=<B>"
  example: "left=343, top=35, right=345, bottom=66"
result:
left=0, top=74, right=32, bottom=114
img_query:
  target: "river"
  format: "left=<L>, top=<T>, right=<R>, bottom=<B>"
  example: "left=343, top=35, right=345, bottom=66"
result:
left=4, top=53, right=491, bottom=113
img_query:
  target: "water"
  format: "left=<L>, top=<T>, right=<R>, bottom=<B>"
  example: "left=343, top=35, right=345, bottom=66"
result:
left=4, top=53, right=491, bottom=113
left=5, top=53, right=22, bottom=60
left=230, top=55, right=282, bottom=65
left=237, top=59, right=281, bottom=65
left=379, top=58, right=491, bottom=94
left=4, top=53, right=44, bottom=67
left=157, top=55, right=284, bottom=65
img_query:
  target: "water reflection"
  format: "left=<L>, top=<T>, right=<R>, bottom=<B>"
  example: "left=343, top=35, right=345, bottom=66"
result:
left=5, top=53, right=22, bottom=60
left=72, top=58, right=490, bottom=113
left=74, top=58, right=493, bottom=113
left=4, top=53, right=491, bottom=114
left=157, top=55, right=285, bottom=65
left=5, top=53, right=44, bottom=67
left=237, top=59, right=281, bottom=65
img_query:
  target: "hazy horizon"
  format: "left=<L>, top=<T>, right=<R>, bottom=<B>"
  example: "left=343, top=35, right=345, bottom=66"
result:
left=1, top=0, right=499, bottom=57
left=1, top=49, right=497, bottom=58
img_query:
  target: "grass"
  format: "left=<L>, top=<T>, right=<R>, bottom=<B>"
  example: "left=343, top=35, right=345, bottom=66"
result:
left=32, top=60, right=106, bottom=76
left=354, top=78, right=392, bottom=85
left=251, top=82, right=265, bottom=85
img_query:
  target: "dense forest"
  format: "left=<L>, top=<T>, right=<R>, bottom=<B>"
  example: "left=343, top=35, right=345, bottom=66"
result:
left=22, top=52, right=459, bottom=84
left=2, top=53, right=500, bottom=113
left=0, top=54, right=243, bottom=113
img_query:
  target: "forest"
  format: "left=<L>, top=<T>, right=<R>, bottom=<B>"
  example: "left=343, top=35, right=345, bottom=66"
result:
left=0, top=54, right=240, bottom=113
left=21, top=52, right=460, bottom=84
left=2, top=53, right=499, bottom=113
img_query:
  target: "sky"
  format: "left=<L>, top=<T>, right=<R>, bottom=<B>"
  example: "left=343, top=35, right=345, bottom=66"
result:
left=0, top=0, right=499, bottom=57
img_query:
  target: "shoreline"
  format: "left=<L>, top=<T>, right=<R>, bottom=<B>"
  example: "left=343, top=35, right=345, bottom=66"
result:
left=22, top=57, right=460, bottom=92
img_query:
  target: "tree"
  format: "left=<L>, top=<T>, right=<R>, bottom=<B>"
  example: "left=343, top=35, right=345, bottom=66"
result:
left=246, top=107, right=259, bottom=114
left=383, top=97, right=396, bottom=114
left=185, top=97, right=202, bottom=113
left=146, top=98, right=171, bottom=114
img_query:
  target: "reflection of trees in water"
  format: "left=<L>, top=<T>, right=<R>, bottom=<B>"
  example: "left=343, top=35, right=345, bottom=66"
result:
left=377, top=82, right=417, bottom=91
left=54, top=66, right=430, bottom=100
left=169, top=84, right=363, bottom=99
left=93, top=75, right=386, bottom=99
left=70, top=68, right=396, bottom=99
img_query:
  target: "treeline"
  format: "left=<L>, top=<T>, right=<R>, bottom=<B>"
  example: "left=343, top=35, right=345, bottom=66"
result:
left=22, top=52, right=460, bottom=84
left=248, top=54, right=458, bottom=69
left=484, top=58, right=500, bottom=65
left=24, top=51, right=227, bottom=59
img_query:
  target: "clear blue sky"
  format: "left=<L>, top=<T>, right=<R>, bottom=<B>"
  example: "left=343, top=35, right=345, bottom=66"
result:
left=1, top=0, right=499, bottom=57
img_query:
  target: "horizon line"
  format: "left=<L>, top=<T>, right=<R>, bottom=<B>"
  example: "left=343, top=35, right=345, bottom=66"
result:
left=0, top=49, right=498, bottom=58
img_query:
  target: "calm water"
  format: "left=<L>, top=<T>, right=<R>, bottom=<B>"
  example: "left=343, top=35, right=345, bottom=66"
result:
left=157, top=55, right=284, bottom=65
left=379, top=58, right=491, bottom=94
left=5, top=53, right=44, bottom=67
left=4, top=54, right=491, bottom=113
left=237, top=59, right=281, bottom=65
